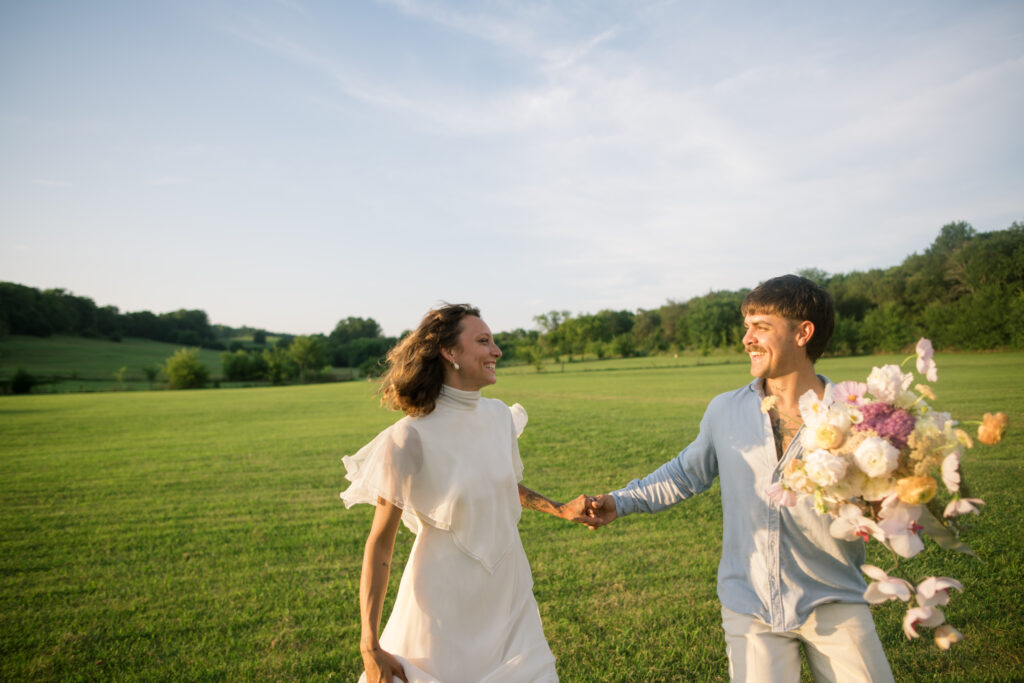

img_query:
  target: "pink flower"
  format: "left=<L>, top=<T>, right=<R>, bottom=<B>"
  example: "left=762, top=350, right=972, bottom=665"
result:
left=941, top=452, right=961, bottom=493
left=831, top=505, right=885, bottom=543
left=916, top=338, right=938, bottom=383
left=916, top=576, right=963, bottom=607
left=834, top=380, right=868, bottom=406
left=943, top=497, right=985, bottom=517
left=903, top=605, right=945, bottom=639
left=765, top=481, right=797, bottom=507
left=861, top=564, right=913, bottom=603
left=854, top=402, right=915, bottom=449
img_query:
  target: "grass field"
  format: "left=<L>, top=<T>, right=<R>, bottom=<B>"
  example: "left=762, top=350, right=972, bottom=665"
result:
left=1, top=352, right=1021, bottom=681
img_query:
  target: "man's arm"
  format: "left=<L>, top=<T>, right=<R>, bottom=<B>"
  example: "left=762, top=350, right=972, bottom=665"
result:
left=581, top=405, right=721, bottom=528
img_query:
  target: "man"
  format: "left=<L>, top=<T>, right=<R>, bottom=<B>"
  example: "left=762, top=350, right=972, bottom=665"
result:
left=585, top=275, right=895, bottom=682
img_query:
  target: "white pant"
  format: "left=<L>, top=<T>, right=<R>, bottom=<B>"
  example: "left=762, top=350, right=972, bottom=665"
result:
left=721, top=603, right=895, bottom=683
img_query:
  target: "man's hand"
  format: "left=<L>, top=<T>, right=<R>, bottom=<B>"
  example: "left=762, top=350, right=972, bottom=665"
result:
left=585, top=494, right=618, bottom=529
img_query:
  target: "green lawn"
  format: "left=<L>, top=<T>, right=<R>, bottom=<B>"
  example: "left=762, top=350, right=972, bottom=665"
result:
left=1, top=352, right=1021, bottom=681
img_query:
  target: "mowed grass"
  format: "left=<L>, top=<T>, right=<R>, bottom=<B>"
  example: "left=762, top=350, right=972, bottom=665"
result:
left=1, top=352, right=1021, bottom=681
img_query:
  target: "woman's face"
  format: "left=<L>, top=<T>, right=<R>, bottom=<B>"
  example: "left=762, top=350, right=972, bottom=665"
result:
left=444, top=315, right=502, bottom=390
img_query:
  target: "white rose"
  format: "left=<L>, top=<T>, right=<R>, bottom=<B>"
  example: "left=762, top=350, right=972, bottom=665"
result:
left=861, top=476, right=896, bottom=502
left=803, top=449, right=849, bottom=488
left=854, top=436, right=901, bottom=478
left=867, top=365, right=913, bottom=404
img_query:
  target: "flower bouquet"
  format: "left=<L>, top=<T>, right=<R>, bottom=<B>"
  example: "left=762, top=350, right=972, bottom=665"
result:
left=766, top=339, right=1008, bottom=649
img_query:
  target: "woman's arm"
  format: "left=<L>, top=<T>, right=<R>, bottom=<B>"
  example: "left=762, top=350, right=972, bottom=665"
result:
left=358, top=497, right=408, bottom=683
left=518, top=484, right=591, bottom=522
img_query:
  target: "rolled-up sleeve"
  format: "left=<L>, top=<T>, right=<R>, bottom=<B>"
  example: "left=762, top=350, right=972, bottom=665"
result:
left=611, top=408, right=719, bottom=516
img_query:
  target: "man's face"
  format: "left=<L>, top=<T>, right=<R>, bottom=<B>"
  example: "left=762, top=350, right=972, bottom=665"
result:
left=741, top=312, right=807, bottom=379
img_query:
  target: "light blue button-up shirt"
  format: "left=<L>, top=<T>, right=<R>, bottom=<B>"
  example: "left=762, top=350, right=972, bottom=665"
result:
left=611, top=378, right=867, bottom=632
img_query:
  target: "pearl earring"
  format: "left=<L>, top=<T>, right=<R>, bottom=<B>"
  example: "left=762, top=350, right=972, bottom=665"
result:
left=453, top=361, right=460, bottom=370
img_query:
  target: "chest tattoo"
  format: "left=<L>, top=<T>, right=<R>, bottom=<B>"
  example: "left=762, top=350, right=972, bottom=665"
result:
left=769, top=410, right=800, bottom=460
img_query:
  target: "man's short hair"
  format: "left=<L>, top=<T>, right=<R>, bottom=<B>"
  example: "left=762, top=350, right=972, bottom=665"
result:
left=741, top=275, right=835, bottom=362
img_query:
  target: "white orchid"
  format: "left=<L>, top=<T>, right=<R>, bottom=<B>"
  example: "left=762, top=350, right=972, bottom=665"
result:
left=903, top=606, right=945, bottom=639
left=877, top=497, right=924, bottom=558
left=943, top=497, right=985, bottom=517
left=861, top=564, right=913, bottom=603
left=830, top=505, right=885, bottom=543
left=916, top=576, right=963, bottom=607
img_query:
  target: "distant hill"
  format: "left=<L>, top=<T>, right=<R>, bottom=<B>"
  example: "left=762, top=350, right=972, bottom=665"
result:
left=0, top=335, right=227, bottom=392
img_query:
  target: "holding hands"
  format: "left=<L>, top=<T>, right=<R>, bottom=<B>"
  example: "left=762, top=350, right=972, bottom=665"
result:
left=558, top=493, right=617, bottom=529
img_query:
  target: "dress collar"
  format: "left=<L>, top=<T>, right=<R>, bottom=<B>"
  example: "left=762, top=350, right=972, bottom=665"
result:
left=438, top=384, right=481, bottom=410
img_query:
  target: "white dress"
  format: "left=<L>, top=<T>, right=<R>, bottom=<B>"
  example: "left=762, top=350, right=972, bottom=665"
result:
left=341, top=385, right=559, bottom=683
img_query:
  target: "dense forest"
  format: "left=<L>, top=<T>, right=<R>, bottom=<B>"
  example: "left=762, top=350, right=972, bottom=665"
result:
left=2, top=221, right=1021, bottom=377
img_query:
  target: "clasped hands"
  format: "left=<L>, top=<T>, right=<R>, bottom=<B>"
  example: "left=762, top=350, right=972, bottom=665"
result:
left=562, top=493, right=617, bottom=529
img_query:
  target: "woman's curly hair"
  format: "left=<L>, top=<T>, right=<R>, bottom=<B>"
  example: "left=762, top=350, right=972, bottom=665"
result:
left=378, top=303, right=480, bottom=416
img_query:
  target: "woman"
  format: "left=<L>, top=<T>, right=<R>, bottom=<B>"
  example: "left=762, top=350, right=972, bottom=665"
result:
left=341, top=304, right=589, bottom=683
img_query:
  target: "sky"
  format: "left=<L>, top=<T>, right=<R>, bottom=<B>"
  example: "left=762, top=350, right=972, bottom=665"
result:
left=1, top=1, right=1022, bottom=337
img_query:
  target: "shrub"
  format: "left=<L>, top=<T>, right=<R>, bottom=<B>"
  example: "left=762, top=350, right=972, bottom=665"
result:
left=163, top=348, right=209, bottom=389
left=11, top=368, right=35, bottom=394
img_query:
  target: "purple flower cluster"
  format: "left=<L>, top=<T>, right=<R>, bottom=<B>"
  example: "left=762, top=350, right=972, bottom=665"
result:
left=855, top=401, right=916, bottom=449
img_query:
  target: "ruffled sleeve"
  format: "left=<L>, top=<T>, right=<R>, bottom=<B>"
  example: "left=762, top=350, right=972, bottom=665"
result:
left=509, top=403, right=527, bottom=482
left=340, top=419, right=455, bottom=535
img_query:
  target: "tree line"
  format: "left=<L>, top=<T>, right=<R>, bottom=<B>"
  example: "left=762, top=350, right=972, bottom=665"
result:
left=2, top=221, right=1021, bottom=385
left=492, top=221, right=1023, bottom=364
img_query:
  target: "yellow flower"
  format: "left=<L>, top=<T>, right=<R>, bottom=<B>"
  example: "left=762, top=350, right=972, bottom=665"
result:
left=812, top=423, right=845, bottom=450
left=934, top=624, right=963, bottom=650
left=977, top=412, right=1008, bottom=445
left=760, top=395, right=778, bottom=414
left=895, top=475, right=938, bottom=505
left=953, top=428, right=973, bottom=449
left=915, top=384, right=936, bottom=401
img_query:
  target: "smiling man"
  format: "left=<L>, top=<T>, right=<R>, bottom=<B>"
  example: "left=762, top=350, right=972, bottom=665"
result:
left=585, top=275, right=895, bottom=683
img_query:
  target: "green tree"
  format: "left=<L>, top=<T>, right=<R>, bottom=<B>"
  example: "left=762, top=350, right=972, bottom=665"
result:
left=142, top=365, right=160, bottom=389
left=329, top=317, right=383, bottom=345
left=289, top=335, right=328, bottom=382
left=860, top=302, right=912, bottom=352
left=686, top=291, right=745, bottom=351
left=262, top=347, right=297, bottom=385
left=518, top=344, right=544, bottom=372
left=163, top=348, right=210, bottom=389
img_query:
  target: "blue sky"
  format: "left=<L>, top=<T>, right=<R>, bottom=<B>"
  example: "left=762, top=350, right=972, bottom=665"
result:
left=2, top=1, right=1022, bottom=337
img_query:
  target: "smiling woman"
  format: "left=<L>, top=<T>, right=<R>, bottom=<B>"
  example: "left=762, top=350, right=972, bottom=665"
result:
left=341, top=303, right=591, bottom=682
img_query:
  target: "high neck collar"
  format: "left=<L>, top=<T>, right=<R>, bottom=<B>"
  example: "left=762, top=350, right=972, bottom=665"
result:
left=438, top=384, right=480, bottom=410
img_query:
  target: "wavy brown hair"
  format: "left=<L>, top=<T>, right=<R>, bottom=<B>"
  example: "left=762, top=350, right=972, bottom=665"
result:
left=378, top=303, right=480, bottom=416
left=741, top=274, right=835, bottom=362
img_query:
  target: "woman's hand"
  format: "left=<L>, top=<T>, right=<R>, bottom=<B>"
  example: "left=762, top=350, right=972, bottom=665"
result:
left=361, top=644, right=408, bottom=683
left=559, top=494, right=594, bottom=523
